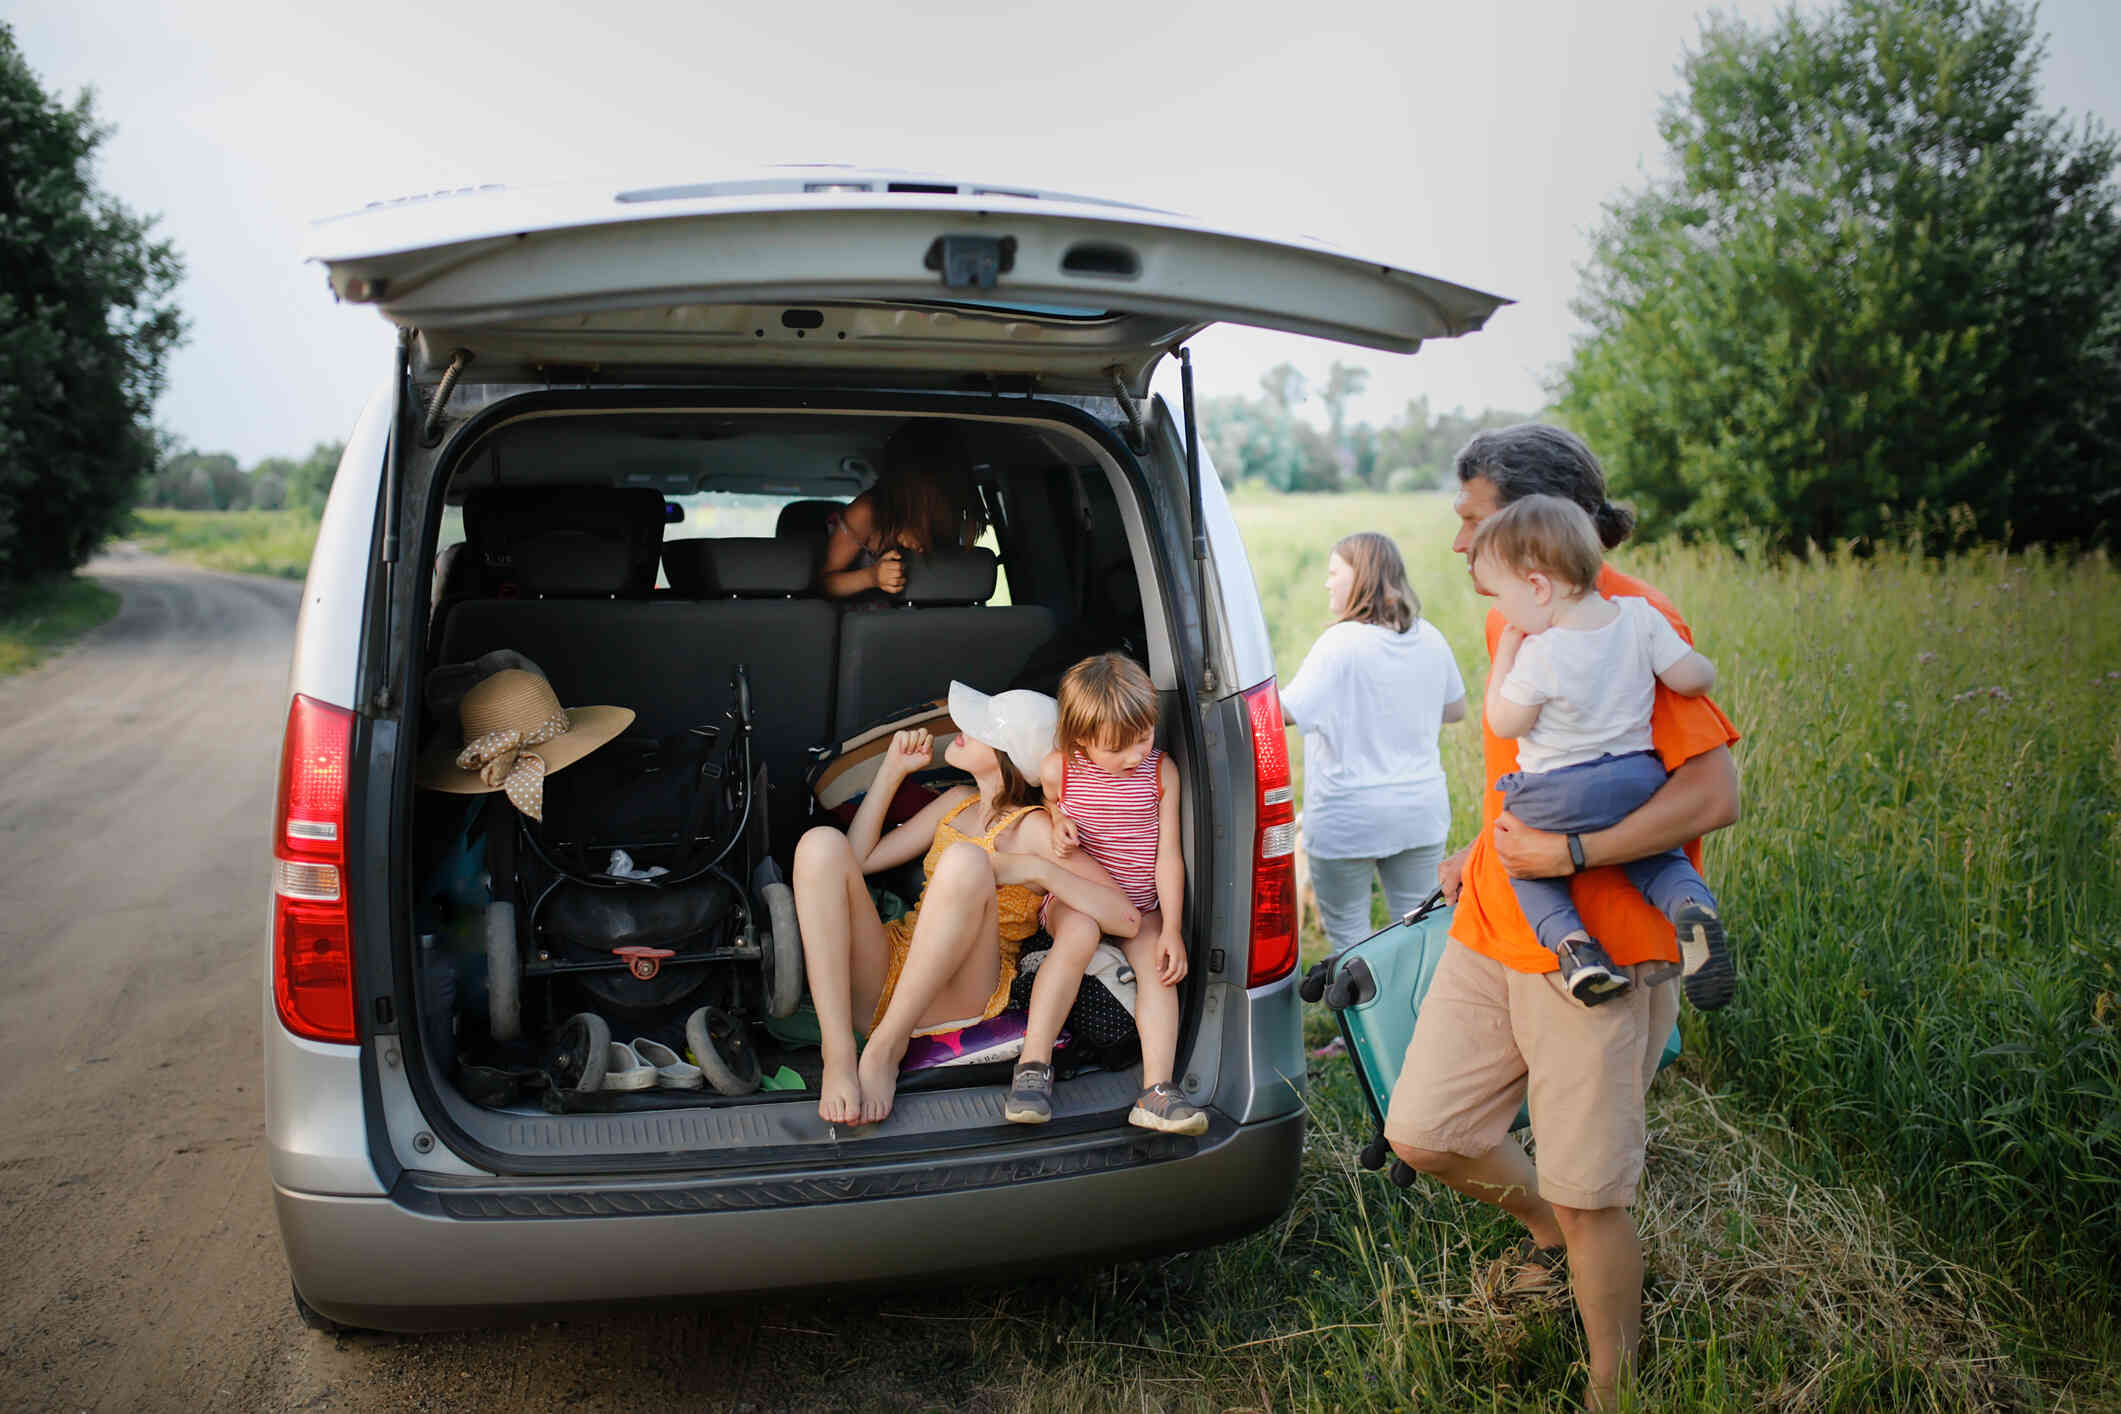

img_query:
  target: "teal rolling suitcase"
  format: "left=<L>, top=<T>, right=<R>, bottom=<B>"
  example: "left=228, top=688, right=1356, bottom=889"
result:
left=1299, top=891, right=1682, bottom=1186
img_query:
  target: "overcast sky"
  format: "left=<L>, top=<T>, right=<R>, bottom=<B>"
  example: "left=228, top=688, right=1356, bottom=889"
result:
left=13, top=0, right=2121, bottom=465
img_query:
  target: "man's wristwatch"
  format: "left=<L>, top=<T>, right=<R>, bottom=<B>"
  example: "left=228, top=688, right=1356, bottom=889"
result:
left=1566, top=833, right=1588, bottom=873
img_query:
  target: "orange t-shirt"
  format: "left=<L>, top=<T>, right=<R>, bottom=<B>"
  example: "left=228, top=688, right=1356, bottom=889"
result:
left=1452, top=564, right=1740, bottom=974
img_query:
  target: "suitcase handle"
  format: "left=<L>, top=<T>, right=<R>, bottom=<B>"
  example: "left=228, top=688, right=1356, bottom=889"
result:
left=1298, top=888, right=1447, bottom=1004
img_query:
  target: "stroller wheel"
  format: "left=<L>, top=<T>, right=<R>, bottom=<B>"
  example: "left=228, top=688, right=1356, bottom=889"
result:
left=760, top=881, right=803, bottom=1018
left=551, top=1013, right=611, bottom=1093
left=686, top=1005, right=761, bottom=1096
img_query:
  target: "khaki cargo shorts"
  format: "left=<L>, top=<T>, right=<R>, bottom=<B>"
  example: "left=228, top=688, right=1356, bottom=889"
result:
left=1383, top=938, right=1680, bottom=1210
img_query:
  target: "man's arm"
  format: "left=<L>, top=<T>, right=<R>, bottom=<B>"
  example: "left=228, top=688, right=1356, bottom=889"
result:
left=1492, top=746, right=1740, bottom=879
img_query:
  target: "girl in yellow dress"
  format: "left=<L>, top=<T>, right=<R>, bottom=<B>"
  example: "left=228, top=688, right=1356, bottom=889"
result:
left=792, top=682, right=1143, bottom=1126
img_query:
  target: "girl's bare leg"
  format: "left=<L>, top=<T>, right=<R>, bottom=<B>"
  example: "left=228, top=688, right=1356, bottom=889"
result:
left=1020, top=902, right=1101, bottom=1067
left=856, top=843, right=1001, bottom=1124
left=1121, top=909, right=1180, bottom=1088
left=792, top=826, right=889, bottom=1125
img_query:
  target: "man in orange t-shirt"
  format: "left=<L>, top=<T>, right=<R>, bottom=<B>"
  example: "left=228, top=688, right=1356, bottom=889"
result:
left=1382, top=426, right=1741, bottom=1413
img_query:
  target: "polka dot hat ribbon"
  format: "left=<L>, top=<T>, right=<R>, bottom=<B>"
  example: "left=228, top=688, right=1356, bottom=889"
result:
left=454, top=712, right=571, bottom=821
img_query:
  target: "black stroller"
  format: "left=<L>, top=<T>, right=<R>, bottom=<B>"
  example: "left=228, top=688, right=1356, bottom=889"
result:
left=479, top=665, right=801, bottom=1094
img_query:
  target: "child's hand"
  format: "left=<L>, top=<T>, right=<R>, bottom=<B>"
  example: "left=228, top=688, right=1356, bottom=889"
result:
left=874, top=548, right=908, bottom=595
left=1155, top=928, right=1187, bottom=987
left=882, top=728, right=931, bottom=778
left=1049, top=812, right=1079, bottom=859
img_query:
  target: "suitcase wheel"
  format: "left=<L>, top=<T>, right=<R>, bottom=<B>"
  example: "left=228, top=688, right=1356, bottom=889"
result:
left=1388, top=1159, right=1417, bottom=1188
left=1298, top=961, right=1331, bottom=1004
left=1358, top=1130, right=1390, bottom=1172
left=1324, top=971, right=1362, bottom=1010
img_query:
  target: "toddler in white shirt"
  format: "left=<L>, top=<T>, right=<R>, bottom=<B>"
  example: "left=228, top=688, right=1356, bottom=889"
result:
left=1471, top=494, right=1734, bottom=1010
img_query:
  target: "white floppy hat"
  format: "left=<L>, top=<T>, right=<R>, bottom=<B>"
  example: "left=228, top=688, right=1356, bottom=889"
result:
left=947, top=681, right=1057, bottom=778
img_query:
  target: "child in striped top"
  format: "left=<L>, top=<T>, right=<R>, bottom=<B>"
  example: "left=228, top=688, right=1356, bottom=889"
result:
left=1005, top=652, right=1207, bottom=1136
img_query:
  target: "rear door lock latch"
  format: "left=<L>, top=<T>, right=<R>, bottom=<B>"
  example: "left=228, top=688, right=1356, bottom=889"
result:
left=924, top=234, right=1017, bottom=291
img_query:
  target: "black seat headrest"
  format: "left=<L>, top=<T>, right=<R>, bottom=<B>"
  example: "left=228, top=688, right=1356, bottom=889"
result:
left=899, top=547, right=998, bottom=606
left=462, top=487, right=665, bottom=597
left=775, top=499, right=844, bottom=548
left=663, top=537, right=815, bottom=597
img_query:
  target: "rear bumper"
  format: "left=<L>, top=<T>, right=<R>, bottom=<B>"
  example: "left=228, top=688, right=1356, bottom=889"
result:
left=279, top=1110, right=1303, bottom=1331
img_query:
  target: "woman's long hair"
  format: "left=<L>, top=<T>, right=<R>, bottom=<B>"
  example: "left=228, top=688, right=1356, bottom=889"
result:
left=987, top=750, right=1040, bottom=815
left=870, top=421, right=987, bottom=555
left=1332, top=531, right=1420, bottom=633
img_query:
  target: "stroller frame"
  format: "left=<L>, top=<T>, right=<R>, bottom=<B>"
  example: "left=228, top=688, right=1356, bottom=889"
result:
left=479, top=665, right=803, bottom=1078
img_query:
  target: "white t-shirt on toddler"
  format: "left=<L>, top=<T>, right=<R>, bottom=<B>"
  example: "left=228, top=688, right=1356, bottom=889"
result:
left=1500, top=595, right=1693, bottom=775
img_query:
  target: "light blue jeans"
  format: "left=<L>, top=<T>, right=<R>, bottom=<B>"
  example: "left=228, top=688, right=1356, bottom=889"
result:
left=1309, top=843, right=1447, bottom=952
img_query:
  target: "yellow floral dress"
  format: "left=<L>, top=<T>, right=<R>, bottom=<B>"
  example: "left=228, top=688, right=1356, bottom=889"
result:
left=870, top=795, right=1045, bottom=1036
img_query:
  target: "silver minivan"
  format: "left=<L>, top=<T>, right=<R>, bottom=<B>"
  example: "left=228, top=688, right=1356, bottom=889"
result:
left=267, top=169, right=1505, bottom=1330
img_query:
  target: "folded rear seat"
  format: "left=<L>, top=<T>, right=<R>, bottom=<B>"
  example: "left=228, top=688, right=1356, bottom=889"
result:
left=832, top=548, right=1056, bottom=736
left=438, top=525, right=837, bottom=846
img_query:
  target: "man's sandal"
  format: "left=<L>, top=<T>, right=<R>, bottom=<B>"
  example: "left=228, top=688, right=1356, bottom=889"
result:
left=1502, top=1238, right=1569, bottom=1296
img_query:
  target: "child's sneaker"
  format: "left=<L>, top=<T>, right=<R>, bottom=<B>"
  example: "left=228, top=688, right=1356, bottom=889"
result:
left=1672, top=899, right=1734, bottom=1011
left=1129, top=1083, right=1209, bottom=1136
left=1004, top=1060, right=1052, bottom=1124
left=1554, top=934, right=1633, bottom=1007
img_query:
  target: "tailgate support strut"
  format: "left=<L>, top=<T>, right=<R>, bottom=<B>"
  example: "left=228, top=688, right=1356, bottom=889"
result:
left=1179, top=346, right=1215, bottom=694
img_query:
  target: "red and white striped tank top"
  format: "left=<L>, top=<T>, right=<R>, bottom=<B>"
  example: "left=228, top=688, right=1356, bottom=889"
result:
left=1057, top=748, right=1163, bottom=914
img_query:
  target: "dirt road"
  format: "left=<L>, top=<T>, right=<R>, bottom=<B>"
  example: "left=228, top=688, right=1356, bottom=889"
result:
left=0, top=554, right=1001, bottom=1413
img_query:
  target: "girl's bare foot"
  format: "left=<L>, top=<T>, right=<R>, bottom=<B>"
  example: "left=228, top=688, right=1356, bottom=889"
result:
left=818, top=1054, right=863, bottom=1125
left=855, top=1037, right=906, bottom=1124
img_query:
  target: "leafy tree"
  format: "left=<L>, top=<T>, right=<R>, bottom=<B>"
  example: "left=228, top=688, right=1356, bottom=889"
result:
left=0, top=25, right=184, bottom=583
left=1560, top=0, right=2121, bottom=553
left=284, top=441, right=343, bottom=514
left=1257, top=362, right=1306, bottom=415
left=148, top=450, right=243, bottom=510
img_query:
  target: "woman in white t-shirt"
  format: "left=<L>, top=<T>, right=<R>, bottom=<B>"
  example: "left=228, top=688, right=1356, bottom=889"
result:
left=1280, top=532, right=1466, bottom=951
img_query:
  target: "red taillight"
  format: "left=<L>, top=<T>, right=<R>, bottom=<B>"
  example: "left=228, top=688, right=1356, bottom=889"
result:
left=1243, top=678, right=1298, bottom=987
left=273, top=694, right=357, bottom=1043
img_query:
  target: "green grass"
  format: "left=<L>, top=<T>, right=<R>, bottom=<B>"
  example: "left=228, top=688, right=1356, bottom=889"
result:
left=127, top=507, right=320, bottom=579
left=0, top=575, right=121, bottom=677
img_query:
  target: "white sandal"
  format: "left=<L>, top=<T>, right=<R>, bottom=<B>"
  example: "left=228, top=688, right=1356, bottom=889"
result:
left=630, top=1036, right=704, bottom=1089
left=602, top=1041, right=659, bottom=1091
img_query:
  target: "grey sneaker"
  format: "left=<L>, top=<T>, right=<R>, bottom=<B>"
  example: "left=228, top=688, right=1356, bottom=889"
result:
left=1129, top=1083, right=1209, bottom=1136
left=1004, top=1060, right=1053, bottom=1124
left=1554, top=933, right=1633, bottom=1007
left=1673, top=899, right=1734, bottom=1010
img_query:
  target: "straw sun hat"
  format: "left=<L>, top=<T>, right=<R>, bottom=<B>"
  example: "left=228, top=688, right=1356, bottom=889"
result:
left=417, top=668, right=633, bottom=820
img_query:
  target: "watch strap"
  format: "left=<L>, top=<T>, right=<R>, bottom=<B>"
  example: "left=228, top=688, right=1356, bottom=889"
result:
left=1566, top=833, right=1587, bottom=873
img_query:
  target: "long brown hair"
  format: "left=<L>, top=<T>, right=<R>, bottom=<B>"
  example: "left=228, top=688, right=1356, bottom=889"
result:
left=870, top=420, right=986, bottom=555
left=986, top=751, right=1040, bottom=815
left=1332, top=531, right=1420, bottom=632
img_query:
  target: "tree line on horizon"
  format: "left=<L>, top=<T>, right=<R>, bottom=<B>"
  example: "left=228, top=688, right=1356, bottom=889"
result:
left=140, top=442, right=343, bottom=515
left=1200, top=360, right=1526, bottom=494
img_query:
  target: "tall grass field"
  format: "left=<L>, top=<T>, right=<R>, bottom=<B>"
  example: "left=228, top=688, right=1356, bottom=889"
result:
left=127, top=507, right=321, bottom=579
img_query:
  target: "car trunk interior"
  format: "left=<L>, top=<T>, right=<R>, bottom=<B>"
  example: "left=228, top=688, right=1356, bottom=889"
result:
left=391, top=395, right=1209, bottom=1164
